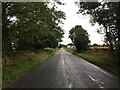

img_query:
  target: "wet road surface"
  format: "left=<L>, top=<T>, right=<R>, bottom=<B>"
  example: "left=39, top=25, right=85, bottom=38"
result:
left=9, top=49, right=120, bottom=88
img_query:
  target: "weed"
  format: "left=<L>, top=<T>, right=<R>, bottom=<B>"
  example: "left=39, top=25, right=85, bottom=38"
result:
left=65, top=48, right=120, bottom=77
left=2, top=49, right=56, bottom=87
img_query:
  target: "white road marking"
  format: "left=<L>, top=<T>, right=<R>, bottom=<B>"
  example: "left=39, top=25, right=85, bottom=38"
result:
left=88, top=75, right=104, bottom=88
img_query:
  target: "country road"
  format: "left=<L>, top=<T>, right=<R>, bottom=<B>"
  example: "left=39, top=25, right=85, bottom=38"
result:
left=9, top=48, right=120, bottom=88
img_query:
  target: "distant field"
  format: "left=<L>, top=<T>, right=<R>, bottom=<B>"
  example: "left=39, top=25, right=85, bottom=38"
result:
left=89, top=46, right=109, bottom=49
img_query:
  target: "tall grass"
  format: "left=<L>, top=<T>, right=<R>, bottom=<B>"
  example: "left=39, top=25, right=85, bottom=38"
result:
left=2, top=49, right=56, bottom=87
left=65, top=48, right=120, bottom=77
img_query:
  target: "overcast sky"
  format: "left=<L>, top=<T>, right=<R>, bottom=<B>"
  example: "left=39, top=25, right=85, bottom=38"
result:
left=55, top=0, right=105, bottom=45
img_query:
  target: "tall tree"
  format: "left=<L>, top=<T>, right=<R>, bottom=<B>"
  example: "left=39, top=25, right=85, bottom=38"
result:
left=76, top=1, right=120, bottom=63
left=69, top=25, right=90, bottom=52
left=2, top=2, right=65, bottom=52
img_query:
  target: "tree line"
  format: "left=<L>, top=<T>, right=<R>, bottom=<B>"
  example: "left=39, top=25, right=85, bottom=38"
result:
left=2, top=2, right=65, bottom=52
left=75, top=1, right=120, bottom=64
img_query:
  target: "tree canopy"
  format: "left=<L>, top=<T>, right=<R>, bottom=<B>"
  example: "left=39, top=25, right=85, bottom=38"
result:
left=2, top=2, right=65, bottom=52
left=69, top=25, right=90, bottom=52
left=76, top=1, right=120, bottom=63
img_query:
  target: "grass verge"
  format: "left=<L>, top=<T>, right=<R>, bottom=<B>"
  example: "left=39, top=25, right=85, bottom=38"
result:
left=2, top=48, right=56, bottom=87
left=65, top=48, right=120, bottom=77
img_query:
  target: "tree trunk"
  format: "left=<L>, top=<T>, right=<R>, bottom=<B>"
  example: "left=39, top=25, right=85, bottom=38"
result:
left=104, top=26, right=114, bottom=52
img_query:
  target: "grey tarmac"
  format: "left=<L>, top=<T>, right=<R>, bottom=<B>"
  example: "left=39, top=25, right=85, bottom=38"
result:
left=9, top=48, right=120, bottom=88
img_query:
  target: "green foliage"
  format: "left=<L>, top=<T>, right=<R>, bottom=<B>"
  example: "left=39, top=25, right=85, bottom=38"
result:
left=69, top=25, right=90, bottom=52
left=65, top=48, right=120, bottom=77
left=76, top=1, right=120, bottom=63
left=78, top=53, right=120, bottom=77
left=2, top=49, right=55, bottom=87
left=2, top=2, right=65, bottom=52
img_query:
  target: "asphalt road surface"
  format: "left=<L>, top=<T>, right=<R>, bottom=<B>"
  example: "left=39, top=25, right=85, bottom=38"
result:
left=9, top=48, right=120, bottom=88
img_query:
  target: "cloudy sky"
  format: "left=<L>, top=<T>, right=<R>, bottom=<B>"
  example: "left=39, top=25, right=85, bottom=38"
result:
left=55, top=0, right=105, bottom=45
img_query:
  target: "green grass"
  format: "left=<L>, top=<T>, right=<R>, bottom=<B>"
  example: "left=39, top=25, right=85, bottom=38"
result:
left=2, top=49, right=56, bottom=87
left=77, top=53, right=120, bottom=76
left=65, top=48, right=120, bottom=77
